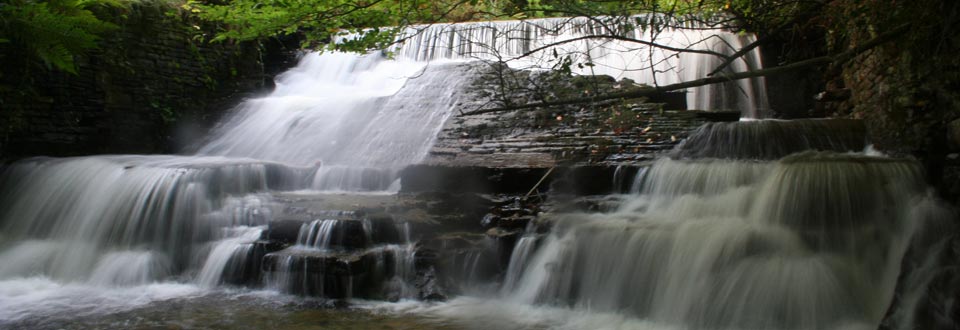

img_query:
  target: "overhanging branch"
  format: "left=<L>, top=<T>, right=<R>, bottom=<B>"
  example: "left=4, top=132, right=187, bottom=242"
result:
left=506, top=34, right=730, bottom=63
left=461, top=24, right=908, bottom=116
left=707, top=0, right=832, bottom=76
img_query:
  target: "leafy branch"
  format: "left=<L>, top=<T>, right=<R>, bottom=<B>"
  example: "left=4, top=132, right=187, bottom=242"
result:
left=0, top=0, right=124, bottom=74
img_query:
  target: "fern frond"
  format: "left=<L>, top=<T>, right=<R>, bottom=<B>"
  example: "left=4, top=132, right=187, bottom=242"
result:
left=1, top=0, right=120, bottom=73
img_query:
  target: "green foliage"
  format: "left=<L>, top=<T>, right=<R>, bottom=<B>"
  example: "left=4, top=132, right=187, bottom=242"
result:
left=0, top=0, right=124, bottom=74
left=187, top=0, right=821, bottom=51
left=186, top=0, right=458, bottom=52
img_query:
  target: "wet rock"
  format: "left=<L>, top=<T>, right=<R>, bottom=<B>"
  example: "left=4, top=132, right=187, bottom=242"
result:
left=480, top=213, right=500, bottom=228
left=282, top=218, right=382, bottom=250
left=948, top=119, right=960, bottom=151
left=320, top=220, right=368, bottom=250
left=423, top=232, right=488, bottom=250
left=365, top=214, right=404, bottom=245
left=486, top=227, right=524, bottom=267
left=546, top=195, right=629, bottom=213
left=421, top=292, right=447, bottom=301
left=424, top=65, right=732, bottom=168
left=486, top=227, right=522, bottom=237
left=424, top=232, right=502, bottom=291
left=263, top=248, right=376, bottom=276
left=400, top=166, right=553, bottom=194
left=477, top=194, right=513, bottom=205
left=550, top=166, right=640, bottom=195
left=415, top=266, right=447, bottom=302
left=264, top=219, right=308, bottom=244
left=497, top=214, right=534, bottom=230
left=221, top=240, right=285, bottom=286
left=414, top=248, right=440, bottom=270
left=485, top=197, right=539, bottom=231
left=262, top=247, right=401, bottom=299
left=883, top=235, right=960, bottom=330
left=330, top=299, right=351, bottom=309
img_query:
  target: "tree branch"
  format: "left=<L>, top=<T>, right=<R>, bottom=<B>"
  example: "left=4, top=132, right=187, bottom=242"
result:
left=505, top=33, right=730, bottom=63
left=707, top=0, right=833, bottom=76
left=461, top=24, right=908, bottom=116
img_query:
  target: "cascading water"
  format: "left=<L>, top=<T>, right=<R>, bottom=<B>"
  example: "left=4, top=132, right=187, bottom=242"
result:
left=262, top=217, right=416, bottom=299
left=481, top=121, right=954, bottom=330
left=394, top=15, right=769, bottom=117
left=196, top=226, right=264, bottom=287
left=0, top=41, right=474, bottom=308
left=6, top=13, right=933, bottom=330
left=0, top=47, right=469, bottom=324
left=670, top=119, right=868, bottom=160
left=197, top=51, right=475, bottom=190
left=0, top=156, right=285, bottom=283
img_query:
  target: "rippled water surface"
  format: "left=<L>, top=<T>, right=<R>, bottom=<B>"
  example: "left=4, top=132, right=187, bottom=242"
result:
left=0, top=282, right=458, bottom=330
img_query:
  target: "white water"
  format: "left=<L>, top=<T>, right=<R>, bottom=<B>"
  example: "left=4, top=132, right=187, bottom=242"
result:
left=196, top=226, right=264, bottom=287
left=501, top=236, right=538, bottom=293
left=0, top=277, right=203, bottom=324
left=297, top=220, right=342, bottom=249
left=394, top=16, right=769, bottom=117
left=5, top=14, right=943, bottom=330
left=262, top=216, right=419, bottom=299
left=489, top=151, right=948, bottom=330
left=197, top=52, right=473, bottom=190
left=0, top=45, right=468, bottom=302
left=0, top=156, right=280, bottom=281
left=363, top=148, right=951, bottom=330
left=370, top=296, right=680, bottom=330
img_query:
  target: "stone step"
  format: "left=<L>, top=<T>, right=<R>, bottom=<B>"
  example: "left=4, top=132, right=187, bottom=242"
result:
left=264, top=216, right=404, bottom=248
left=262, top=246, right=413, bottom=299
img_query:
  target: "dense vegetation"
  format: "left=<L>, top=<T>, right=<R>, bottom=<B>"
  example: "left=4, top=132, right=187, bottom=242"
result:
left=0, top=0, right=834, bottom=73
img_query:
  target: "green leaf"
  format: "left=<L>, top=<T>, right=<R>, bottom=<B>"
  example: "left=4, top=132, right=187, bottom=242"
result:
left=1, top=0, right=120, bottom=74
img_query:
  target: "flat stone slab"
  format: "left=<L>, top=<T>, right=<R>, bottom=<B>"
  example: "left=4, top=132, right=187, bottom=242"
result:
left=427, top=106, right=739, bottom=168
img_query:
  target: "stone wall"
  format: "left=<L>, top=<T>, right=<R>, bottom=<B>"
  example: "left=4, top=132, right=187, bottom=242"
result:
left=0, top=3, right=289, bottom=159
left=832, top=36, right=960, bottom=205
left=424, top=67, right=739, bottom=169
left=831, top=7, right=960, bottom=327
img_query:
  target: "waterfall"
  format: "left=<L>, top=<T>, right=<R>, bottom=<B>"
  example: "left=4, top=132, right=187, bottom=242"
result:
left=195, top=226, right=264, bottom=287
left=393, top=15, right=769, bottom=117
left=670, top=119, right=868, bottom=160
left=7, top=12, right=945, bottom=330
left=0, top=45, right=472, bottom=305
left=495, top=120, right=951, bottom=330
left=297, top=220, right=350, bottom=250
left=501, top=236, right=539, bottom=293
left=263, top=218, right=417, bottom=299
left=197, top=52, right=474, bottom=190
left=0, top=156, right=285, bottom=283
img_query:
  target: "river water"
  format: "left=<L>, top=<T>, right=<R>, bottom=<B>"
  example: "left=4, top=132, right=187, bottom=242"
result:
left=1, top=15, right=949, bottom=330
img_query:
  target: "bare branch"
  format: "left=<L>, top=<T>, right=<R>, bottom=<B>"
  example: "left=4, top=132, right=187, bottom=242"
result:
left=505, top=34, right=730, bottom=64
left=461, top=24, right=909, bottom=116
left=707, top=0, right=833, bottom=76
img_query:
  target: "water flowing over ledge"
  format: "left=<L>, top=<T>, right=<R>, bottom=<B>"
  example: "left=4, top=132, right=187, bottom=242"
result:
left=0, top=13, right=953, bottom=330
left=392, top=15, right=769, bottom=117
left=197, top=53, right=473, bottom=173
left=501, top=152, right=933, bottom=330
